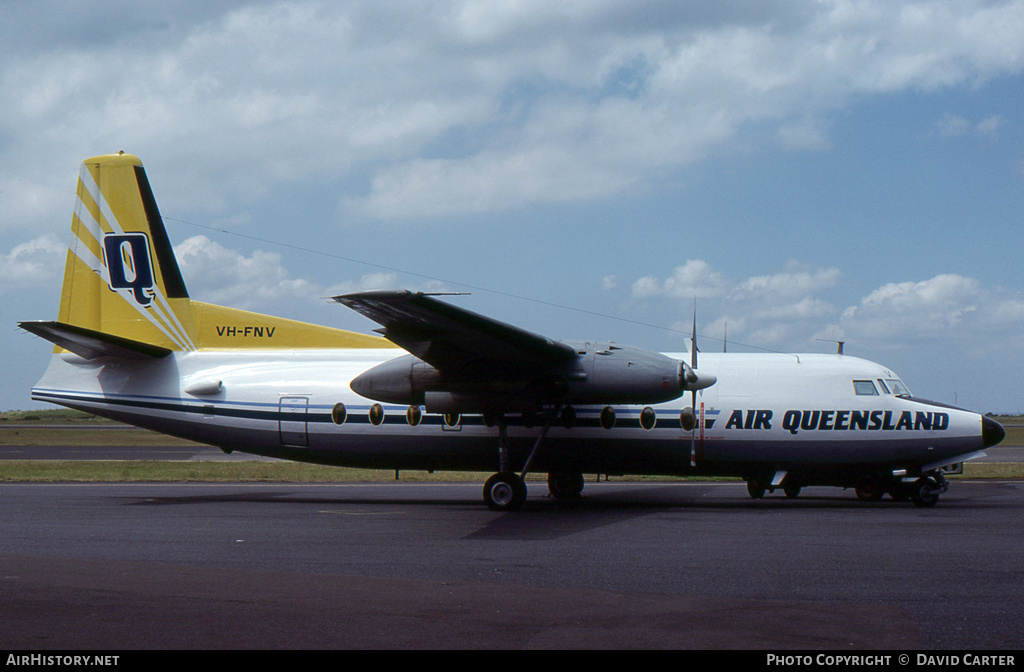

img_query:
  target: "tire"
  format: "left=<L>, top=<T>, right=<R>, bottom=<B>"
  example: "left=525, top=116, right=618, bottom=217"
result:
left=910, top=478, right=940, bottom=508
left=855, top=475, right=884, bottom=502
left=483, top=472, right=527, bottom=511
left=547, top=471, right=585, bottom=500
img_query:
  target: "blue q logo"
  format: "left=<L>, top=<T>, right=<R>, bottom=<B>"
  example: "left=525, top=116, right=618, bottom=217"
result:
left=103, top=233, right=155, bottom=306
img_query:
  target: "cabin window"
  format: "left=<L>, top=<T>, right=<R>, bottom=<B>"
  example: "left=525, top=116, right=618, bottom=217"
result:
left=599, top=406, right=616, bottom=430
left=640, top=406, right=657, bottom=430
left=406, top=405, right=422, bottom=426
left=853, top=380, right=878, bottom=396
left=680, top=407, right=696, bottom=431
left=331, top=403, right=347, bottom=425
left=369, top=403, right=384, bottom=426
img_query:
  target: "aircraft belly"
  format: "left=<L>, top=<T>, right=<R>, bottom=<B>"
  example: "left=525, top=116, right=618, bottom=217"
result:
left=700, top=434, right=975, bottom=466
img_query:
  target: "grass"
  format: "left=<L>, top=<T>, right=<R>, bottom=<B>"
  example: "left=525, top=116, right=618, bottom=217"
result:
left=0, top=460, right=579, bottom=484
left=0, top=409, right=114, bottom=424
left=0, top=426, right=203, bottom=446
left=0, top=460, right=457, bottom=483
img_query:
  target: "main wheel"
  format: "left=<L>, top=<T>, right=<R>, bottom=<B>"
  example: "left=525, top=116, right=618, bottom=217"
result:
left=746, top=478, right=766, bottom=499
left=483, top=472, right=527, bottom=511
left=547, top=471, right=585, bottom=500
left=855, top=475, right=884, bottom=502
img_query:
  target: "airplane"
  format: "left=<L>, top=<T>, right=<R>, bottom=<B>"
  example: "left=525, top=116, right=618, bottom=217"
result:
left=20, top=153, right=1005, bottom=511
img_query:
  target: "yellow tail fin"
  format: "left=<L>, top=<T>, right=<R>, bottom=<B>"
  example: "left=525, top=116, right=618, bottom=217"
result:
left=43, top=152, right=389, bottom=353
left=58, top=152, right=195, bottom=350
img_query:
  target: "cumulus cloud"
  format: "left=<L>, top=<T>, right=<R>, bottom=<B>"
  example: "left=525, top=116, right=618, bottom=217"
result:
left=173, top=235, right=314, bottom=310
left=936, top=113, right=1007, bottom=138
left=0, top=235, right=65, bottom=290
left=173, top=235, right=417, bottom=313
left=626, top=259, right=843, bottom=348
left=839, top=274, right=1024, bottom=344
left=3, top=1, right=1024, bottom=229
left=632, top=260, right=728, bottom=300
left=623, top=260, right=1024, bottom=357
left=732, top=261, right=842, bottom=299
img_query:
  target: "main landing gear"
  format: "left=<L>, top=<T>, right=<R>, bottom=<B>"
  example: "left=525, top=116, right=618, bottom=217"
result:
left=483, top=415, right=539, bottom=512
left=483, top=409, right=580, bottom=511
left=483, top=471, right=528, bottom=511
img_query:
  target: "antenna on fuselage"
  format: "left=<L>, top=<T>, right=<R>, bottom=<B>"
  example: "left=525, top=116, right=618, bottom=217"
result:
left=815, top=338, right=845, bottom=355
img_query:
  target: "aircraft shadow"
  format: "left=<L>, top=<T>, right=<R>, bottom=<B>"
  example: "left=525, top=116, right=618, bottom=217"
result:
left=113, top=482, right=976, bottom=542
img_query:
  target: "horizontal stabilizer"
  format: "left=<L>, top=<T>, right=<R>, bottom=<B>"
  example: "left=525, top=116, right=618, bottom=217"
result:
left=19, top=320, right=172, bottom=360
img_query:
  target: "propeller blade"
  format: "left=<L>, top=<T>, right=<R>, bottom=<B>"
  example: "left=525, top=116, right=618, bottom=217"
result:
left=690, top=301, right=697, bottom=467
left=690, top=388, right=697, bottom=467
left=691, top=299, right=697, bottom=370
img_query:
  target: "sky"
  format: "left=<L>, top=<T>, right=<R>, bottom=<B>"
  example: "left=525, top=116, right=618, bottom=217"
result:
left=1, top=0, right=1022, bottom=413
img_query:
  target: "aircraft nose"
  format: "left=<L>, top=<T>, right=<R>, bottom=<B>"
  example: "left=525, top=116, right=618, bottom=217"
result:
left=982, top=415, right=1005, bottom=448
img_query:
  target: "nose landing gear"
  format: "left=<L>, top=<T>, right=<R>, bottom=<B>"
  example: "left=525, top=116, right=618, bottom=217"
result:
left=905, top=473, right=948, bottom=508
left=744, top=469, right=950, bottom=506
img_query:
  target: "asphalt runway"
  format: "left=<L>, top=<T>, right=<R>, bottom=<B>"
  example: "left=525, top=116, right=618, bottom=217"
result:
left=1, top=479, right=1021, bottom=650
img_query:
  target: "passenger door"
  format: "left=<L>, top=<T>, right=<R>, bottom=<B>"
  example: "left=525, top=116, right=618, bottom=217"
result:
left=279, top=396, right=309, bottom=446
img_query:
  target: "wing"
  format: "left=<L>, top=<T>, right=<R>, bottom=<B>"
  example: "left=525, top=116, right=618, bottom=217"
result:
left=332, top=290, right=575, bottom=374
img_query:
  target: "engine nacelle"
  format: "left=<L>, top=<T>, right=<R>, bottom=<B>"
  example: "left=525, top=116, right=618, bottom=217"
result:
left=560, top=341, right=685, bottom=405
left=350, top=341, right=715, bottom=412
left=348, top=355, right=441, bottom=405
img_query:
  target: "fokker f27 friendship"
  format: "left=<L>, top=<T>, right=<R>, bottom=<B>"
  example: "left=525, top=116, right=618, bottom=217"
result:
left=21, top=154, right=1005, bottom=510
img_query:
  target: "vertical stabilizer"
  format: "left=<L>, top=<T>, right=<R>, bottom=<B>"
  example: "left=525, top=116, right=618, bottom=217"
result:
left=33, top=152, right=391, bottom=355
left=57, top=152, right=197, bottom=352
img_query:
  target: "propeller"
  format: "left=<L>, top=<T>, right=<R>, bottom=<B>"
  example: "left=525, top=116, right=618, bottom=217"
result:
left=688, top=304, right=699, bottom=467
left=680, top=301, right=717, bottom=467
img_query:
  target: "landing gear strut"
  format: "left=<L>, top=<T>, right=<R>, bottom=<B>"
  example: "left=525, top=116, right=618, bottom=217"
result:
left=482, top=408, right=559, bottom=511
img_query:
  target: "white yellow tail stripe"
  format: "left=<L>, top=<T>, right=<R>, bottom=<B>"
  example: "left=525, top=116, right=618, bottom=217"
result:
left=72, top=162, right=196, bottom=351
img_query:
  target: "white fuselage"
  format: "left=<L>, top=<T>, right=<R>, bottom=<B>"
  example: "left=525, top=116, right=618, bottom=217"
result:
left=31, top=348, right=991, bottom=483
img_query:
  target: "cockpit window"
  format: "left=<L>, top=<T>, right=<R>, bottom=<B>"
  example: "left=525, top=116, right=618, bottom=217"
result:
left=884, top=379, right=911, bottom=396
left=853, top=380, right=878, bottom=396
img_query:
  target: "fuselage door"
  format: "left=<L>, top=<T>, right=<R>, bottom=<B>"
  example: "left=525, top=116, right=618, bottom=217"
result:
left=279, top=396, right=309, bottom=446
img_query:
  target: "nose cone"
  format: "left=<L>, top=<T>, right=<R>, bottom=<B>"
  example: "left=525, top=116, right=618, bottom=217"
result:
left=982, top=415, right=1005, bottom=448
